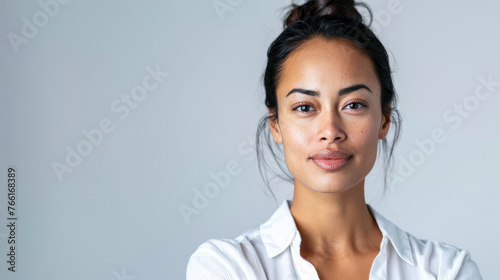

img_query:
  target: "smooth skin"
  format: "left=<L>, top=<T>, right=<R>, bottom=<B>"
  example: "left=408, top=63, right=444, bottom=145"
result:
left=268, top=37, right=391, bottom=279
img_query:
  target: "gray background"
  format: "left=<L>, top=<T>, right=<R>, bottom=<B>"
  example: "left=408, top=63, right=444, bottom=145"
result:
left=1, top=0, right=498, bottom=279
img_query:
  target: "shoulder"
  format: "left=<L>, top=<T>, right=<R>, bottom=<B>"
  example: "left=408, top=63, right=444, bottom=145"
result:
left=368, top=205, right=483, bottom=279
left=407, top=233, right=483, bottom=279
left=186, top=228, right=267, bottom=280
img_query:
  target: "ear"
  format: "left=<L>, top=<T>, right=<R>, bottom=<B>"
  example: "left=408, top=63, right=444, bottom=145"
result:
left=378, top=111, right=391, bottom=139
left=268, top=109, right=283, bottom=144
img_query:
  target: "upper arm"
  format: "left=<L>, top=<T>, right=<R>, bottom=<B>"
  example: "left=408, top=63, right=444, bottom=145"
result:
left=186, top=245, right=239, bottom=280
left=438, top=248, right=483, bottom=280
left=450, top=249, right=483, bottom=280
left=186, top=239, right=266, bottom=280
left=411, top=238, right=483, bottom=280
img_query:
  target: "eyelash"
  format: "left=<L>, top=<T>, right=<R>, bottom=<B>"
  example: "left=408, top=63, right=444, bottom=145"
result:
left=292, top=99, right=368, bottom=113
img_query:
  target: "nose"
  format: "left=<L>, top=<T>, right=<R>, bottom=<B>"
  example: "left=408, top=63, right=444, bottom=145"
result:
left=318, top=109, right=346, bottom=143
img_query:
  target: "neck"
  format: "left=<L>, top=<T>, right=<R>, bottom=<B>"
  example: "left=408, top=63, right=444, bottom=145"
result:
left=290, top=179, right=382, bottom=258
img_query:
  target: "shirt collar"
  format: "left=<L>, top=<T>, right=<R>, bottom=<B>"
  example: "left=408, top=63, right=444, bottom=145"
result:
left=260, top=200, right=297, bottom=258
left=367, top=204, right=415, bottom=265
left=259, top=199, right=415, bottom=266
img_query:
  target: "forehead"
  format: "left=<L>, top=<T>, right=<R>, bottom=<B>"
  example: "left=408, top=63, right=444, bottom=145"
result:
left=278, top=37, right=380, bottom=97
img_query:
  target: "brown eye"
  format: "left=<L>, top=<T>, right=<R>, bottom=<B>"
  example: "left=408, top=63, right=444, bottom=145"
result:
left=293, top=103, right=315, bottom=113
left=344, top=101, right=367, bottom=110
left=296, top=105, right=312, bottom=112
left=348, top=103, right=360, bottom=109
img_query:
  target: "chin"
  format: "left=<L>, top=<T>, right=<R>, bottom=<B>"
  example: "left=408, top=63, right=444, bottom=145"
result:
left=290, top=159, right=370, bottom=193
left=309, top=185, right=353, bottom=193
left=298, top=174, right=361, bottom=193
left=313, top=181, right=358, bottom=193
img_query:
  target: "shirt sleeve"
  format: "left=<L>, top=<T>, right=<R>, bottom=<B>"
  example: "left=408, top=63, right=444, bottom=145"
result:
left=186, top=239, right=266, bottom=280
left=449, top=249, right=483, bottom=280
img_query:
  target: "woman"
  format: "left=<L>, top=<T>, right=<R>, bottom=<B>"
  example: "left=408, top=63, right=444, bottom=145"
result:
left=186, top=0, right=483, bottom=279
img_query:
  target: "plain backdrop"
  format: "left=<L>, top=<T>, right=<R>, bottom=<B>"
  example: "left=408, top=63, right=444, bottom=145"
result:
left=1, top=0, right=499, bottom=279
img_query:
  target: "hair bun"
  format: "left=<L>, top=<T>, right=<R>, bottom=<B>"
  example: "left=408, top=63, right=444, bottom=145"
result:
left=284, top=0, right=364, bottom=28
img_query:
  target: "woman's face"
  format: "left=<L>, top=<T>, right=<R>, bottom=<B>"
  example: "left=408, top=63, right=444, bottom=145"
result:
left=269, top=37, right=390, bottom=193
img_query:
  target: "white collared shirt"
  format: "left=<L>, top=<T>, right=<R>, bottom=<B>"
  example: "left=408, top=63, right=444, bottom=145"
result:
left=186, top=200, right=482, bottom=279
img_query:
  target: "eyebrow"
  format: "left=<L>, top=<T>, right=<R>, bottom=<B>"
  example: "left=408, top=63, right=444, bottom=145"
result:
left=285, top=84, right=373, bottom=98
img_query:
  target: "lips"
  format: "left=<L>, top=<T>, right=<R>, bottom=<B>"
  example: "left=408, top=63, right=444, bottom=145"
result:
left=310, top=149, right=352, bottom=171
left=311, top=150, right=352, bottom=160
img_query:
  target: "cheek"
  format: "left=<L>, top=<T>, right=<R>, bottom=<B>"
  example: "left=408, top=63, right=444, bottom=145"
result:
left=280, top=121, right=314, bottom=162
left=351, top=117, right=381, bottom=154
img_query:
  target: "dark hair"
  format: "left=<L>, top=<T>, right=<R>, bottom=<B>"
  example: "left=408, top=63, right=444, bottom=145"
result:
left=256, top=0, right=401, bottom=204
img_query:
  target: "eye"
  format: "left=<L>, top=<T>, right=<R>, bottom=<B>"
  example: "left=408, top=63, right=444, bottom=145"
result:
left=292, top=103, right=315, bottom=113
left=343, top=100, right=367, bottom=110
